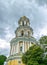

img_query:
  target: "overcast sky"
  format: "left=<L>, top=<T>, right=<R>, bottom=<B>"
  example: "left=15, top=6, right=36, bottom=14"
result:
left=0, top=0, right=47, bottom=56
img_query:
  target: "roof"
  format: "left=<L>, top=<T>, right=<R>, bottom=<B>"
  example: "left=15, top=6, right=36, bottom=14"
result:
left=18, top=16, right=30, bottom=24
left=10, top=37, right=37, bottom=44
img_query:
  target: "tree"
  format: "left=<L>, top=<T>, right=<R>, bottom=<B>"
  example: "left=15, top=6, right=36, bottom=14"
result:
left=0, top=55, right=7, bottom=65
left=39, top=36, right=47, bottom=44
left=22, top=44, right=44, bottom=65
left=39, top=36, right=47, bottom=65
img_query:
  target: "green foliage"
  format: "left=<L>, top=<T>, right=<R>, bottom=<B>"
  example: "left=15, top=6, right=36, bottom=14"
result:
left=22, top=45, right=45, bottom=65
left=45, top=55, right=47, bottom=58
left=39, top=36, right=47, bottom=44
left=43, top=58, right=47, bottom=64
left=27, top=60, right=39, bottom=65
left=0, top=55, right=7, bottom=65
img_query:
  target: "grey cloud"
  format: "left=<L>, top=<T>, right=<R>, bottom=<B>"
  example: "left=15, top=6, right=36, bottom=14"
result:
left=28, top=0, right=32, bottom=2
left=36, top=0, right=47, bottom=6
left=0, top=0, right=47, bottom=56
left=0, top=0, right=47, bottom=40
left=0, top=28, right=6, bottom=39
left=0, top=48, right=10, bottom=56
left=0, top=0, right=33, bottom=40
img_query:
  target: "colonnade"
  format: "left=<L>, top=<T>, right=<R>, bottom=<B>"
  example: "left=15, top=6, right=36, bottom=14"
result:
left=10, top=41, right=34, bottom=55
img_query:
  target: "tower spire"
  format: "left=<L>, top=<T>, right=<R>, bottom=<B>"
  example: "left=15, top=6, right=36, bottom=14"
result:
left=15, top=16, right=33, bottom=37
left=18, top=16, right=30, bottom=26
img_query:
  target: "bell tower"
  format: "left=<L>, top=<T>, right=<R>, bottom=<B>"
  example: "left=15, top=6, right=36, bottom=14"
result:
left=6, top=16, right=37, bottom=65
left=15, top=16, right=33, bottom=38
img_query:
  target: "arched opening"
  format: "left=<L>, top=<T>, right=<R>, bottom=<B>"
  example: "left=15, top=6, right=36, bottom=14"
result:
left=31, top=42, right=34, bottom=46
left=21, top=30, right=24, bottom=36
left=19, top=41, right=23, bottom=53
left=18, top=61, right=21, bottom=65
left=28, top=31, right=30, bottom=36
left=26, top=21, right=27, bottom=25
left=20, top=46, right=22, bottom=52
left=18, top=61, right=21, bottom=64
left=23, top=21, right=24, bottom=26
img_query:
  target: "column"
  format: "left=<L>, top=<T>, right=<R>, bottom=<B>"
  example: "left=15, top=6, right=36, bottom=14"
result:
left=12, top=44, right=14, bottom=55
left=28, top=42, right=30, bottom=49
left=23, top=41, right=24, bottom=53
left=11, top=44, right=13, bottom=55
left=16, top=44, right=18, bottom=53
left=14, top=44, right=15, bottom=54
left=10, top=44, right=11, bottom=55
left=30, top=42, right=31, bottom=47
left=25, top=41, right=26, bottom=52
left=18, top=42, right=19, bottom=53
left=16, top=42, right=19, bottom=53
left=24, top=41, right=25, bottom=52
left=15, top=45, right=16, bottom=53
left=11, top=45, right=12, bottom=55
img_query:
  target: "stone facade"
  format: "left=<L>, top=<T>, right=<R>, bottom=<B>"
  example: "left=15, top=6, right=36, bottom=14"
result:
left=6, top=16, right=37, bottom=65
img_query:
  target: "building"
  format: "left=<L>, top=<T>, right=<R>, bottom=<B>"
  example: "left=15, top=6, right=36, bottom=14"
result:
left=6, top=16, right=37, bottom=65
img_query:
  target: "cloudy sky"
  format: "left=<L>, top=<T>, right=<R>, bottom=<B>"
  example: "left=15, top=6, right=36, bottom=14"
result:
left=0, top=0, right=47, bottom=56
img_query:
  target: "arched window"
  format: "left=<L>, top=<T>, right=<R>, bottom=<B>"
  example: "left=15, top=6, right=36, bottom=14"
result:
left=28, top=31, right=30, bottom=36
left=21, top=30, right=24, bottom=36
left=20, top=46, right=22, bottom=52
left=23, top=21, right=24, bottom=26
left=18, top=61, right=21, bottom=64
left=26, top=21, right=27, bottom=25
left=31, top=42, right=34, bottom=46
left=19, top=41, right=23, bottom=52
left=31, top=42, right=33, bottom=44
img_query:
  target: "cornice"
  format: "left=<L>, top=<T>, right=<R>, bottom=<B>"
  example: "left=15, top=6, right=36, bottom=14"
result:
left=10, top=36, right=37, bottom=44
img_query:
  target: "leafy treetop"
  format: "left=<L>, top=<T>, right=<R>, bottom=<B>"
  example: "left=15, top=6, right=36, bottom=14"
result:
left=39, top=36, right=47, bottom=44
left=0, top=55, right=7, bottom=65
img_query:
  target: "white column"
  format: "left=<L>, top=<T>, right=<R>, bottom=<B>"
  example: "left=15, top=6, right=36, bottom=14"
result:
left=29, top=42, right=30, bottom=47
left=12, top=45, right=14, bottom=55
left=14, top=45, right=15, bottom=54
left=24, top=42, right=26, bottom=52
left=10, top=45, right=12, bottom=55
left=30, top=42, right=31, bottom=47
left=18, top=42, right=19, bottom=53
left=15, top=45, right=16, bottom=53
left=16, top=42, right=19, bottom=53
left=16, top=44, right=18, bottom=53
left=23, top=41, right=24, bottom=53
left=11, top=45, right=13, bottom=55
left=10, top=44, right=11, bottom=55
left=13, top=45, right=14, bottom=54
left=28, top=42, right=29, bottom=49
